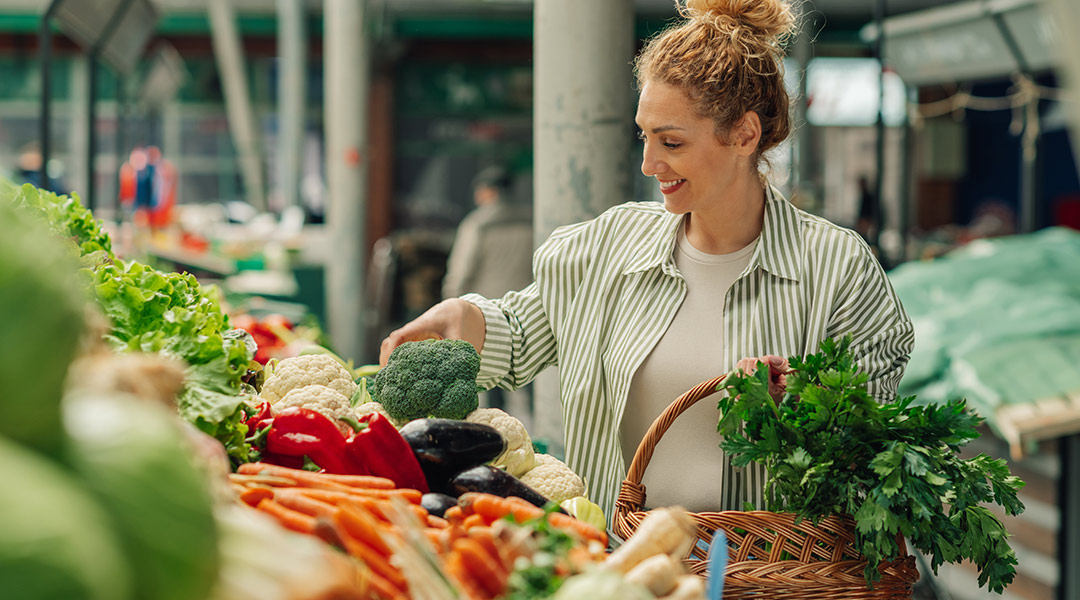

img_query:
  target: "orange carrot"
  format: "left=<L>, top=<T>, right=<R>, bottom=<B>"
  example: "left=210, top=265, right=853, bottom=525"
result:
left=503, top=496, right=546, bottom=523
left=359, top=563, right=407, bottom=600
left=339, top=531, right=407, bottom=591
left=334, top=503, right=392, bottom=556
left=238, top=486, right=274, bottom=507
left=255, top=498, right=317, bottom=534
left=444, top=551, right=486, bottom=600
left=548, top=512, right=608, bottom=546
left=463, top=513, right=487, bottom=529
left=466, top=527, right=503, bottom=570
left=236, top=463, right=359, bottom=493
left=316, top=473, right=397, bottom=489
left=275, top=488, right=338, bottom=519
left=453, top=537, right=507, bottom=598
left=426, top=514, right=450, bottom=529
left=444, top=505, right=465, bottom=524
left=352, top=496, right=429, bottom=525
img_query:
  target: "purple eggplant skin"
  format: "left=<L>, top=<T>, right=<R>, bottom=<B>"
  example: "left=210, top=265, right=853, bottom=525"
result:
left=399, top=419, right=506, bottom=493
left=420, top=493, right=458, bottom=518
left=448, top=465, right=566, bottom=513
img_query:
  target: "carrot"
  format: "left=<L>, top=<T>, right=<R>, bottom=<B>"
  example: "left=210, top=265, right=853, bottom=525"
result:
left=238, top=486, right=274, bottom=507
left=463, top=513, right=487, bottom=529
left=444, top=551, right=486, bottom=600
left=237, top=463, right=359, bottom=493
left=316, top=473, right=397, bottom=489
left=275, top=488, right=338, bottom=519
left=334, top=503, right=392, bottom=556
left=338, top=531, right=407, bottom=590
left=426, top=514, right=450, bottom=529
left=359, top=562, right=407, bottom=600
left=255, top=498, right=317, bottom=534
left=466, top=527, right=503, bottom=569
left=424, top=529, right=447, bottom=552
left=453, top=537, right=507, bottom=598
left=353, top=496, right=429, bottom=525
left=444, top=505, right=465, bottom=524
left=548, top=512, right=609, bottom=546
left=503, top=496, right=546, bottom=523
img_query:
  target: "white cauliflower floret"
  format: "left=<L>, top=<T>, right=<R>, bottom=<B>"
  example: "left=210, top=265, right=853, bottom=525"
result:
left=520, top=453, right=585, bottom=504
left=273, top=384, right=355, bottom=435
left=465, top=408, right=536, bottom=477
left=261, top=354, right=356, bottom=405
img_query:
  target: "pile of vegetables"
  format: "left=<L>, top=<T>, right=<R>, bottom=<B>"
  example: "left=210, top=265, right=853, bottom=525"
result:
left=0, top=196, right=220, bottom=600
left=718, top=335, right=1025, bottom=592
left=1, top=180, right=255, bottom=464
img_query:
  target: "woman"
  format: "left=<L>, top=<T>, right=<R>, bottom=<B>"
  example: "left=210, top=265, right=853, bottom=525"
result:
left=381, top=0, right=914, bottom=520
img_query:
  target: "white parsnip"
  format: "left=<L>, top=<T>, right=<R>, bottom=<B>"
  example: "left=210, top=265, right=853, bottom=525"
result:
left=603, top=507, right=697, bottom=573
left=660, top=575, right=707, bottom=600
left=624, top=554, right=680, bottom=596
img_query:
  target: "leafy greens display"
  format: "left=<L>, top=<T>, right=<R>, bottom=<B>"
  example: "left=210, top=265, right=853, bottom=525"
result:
left=2, top=180, right=254, bottom=463
left=718, top=335, right=1025, bottom=592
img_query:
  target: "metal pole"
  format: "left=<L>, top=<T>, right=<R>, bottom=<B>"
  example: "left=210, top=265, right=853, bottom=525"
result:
left=533, top=0, right=635, bottom=456
left=1060, top=434, right=1080, bottom=600
left=324, top=0, right=369, bottom=362
left=276, top=0, right=307, bottom=210
left=38, top=1, right=61, bottom=191
left=791, top=4, right=813, bottom=202
left=86, top=56, right=98, bottom=210
left=872, top=0, right=887, bottom=262
left=208, top=0, right=267, bottom=210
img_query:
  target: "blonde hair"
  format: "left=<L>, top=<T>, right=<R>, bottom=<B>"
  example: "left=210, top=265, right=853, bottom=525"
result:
left=635, top=0, right=797, bottom=163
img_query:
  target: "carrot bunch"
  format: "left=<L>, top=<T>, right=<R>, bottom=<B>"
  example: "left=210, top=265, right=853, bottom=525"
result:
left=232, top=463, right=424, bottom=600
left=231, top=464, right=610, bottom=600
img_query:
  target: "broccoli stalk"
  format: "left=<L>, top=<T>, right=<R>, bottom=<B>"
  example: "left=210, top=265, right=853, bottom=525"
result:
left=371, top=339, right=482, bottom=423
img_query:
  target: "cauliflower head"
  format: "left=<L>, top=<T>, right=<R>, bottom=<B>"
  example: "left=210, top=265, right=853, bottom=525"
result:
left=273, top=384, right=355, bottom=435
left=354, top=401, right=399, bottom=426
left=465, top=408, right=535, bottom=477
left=519, top=453, right=586, bottom=505
left=372, top=339, right=480, bottom=423
left=261, top=354, right=357, bottom=406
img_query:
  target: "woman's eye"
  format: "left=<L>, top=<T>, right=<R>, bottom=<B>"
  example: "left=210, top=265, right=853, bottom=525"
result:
left=663, top=141, right=681, bottom=149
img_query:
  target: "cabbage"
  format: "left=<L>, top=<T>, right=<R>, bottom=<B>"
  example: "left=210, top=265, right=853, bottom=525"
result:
left=0, top=436, right=133, bottom=600
left=64, top=392, right=220, bottom=600
left=560, top=496, right=607, bottom=533
left=0, top=191, right=85, bottom=456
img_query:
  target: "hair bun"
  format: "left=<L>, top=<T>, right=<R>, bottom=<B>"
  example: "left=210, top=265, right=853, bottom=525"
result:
left=682, top=0, right=796, bottom=41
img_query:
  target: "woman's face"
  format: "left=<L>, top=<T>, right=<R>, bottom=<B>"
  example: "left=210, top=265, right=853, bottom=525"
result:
left=635, top=80, right=744, bottom=215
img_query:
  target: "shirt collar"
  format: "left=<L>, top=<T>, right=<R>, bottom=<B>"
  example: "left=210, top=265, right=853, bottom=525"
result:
left=622, top=185, right=802, bottom=282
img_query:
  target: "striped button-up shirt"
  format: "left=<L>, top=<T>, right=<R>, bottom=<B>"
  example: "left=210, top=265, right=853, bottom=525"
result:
left=463, top=186, right=914, bottom=519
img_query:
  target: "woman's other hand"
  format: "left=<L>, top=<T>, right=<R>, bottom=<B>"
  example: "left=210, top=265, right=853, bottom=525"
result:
left=379, top=298, right=486, bottom=366
left=734, top=354, right=790, bottom=403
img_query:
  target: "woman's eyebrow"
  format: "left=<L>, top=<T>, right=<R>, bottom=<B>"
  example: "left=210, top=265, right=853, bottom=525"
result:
left=635, top=124, right=686, bottom=134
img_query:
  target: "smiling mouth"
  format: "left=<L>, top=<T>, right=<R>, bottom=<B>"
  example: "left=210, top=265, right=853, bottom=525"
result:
left=658, top=179, right=685, bottom=194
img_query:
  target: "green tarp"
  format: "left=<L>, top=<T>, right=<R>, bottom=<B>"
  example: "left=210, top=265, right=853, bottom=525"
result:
left=889, top=227, right=1080, bottom=431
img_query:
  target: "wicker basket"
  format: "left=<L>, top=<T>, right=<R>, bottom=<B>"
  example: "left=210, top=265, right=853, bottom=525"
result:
left=611, top=375, right=920, bottom=599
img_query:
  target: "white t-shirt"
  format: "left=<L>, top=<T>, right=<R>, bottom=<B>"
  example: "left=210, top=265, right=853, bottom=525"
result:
left=619, top=224, right=756, bottom=512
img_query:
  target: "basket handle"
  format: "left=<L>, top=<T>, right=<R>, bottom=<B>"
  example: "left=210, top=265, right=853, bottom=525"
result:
left=621, top=374, right=729, bottom=503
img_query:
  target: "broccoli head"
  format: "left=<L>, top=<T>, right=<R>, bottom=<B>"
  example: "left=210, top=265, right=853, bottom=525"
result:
left=372, top=339, right=481, bottom=422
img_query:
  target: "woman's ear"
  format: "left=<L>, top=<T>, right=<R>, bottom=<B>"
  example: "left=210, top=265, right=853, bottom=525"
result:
left=731, top=111, right=762, bottom=156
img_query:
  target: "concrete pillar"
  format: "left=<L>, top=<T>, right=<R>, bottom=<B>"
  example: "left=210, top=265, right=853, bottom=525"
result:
left=276, top=0, right=306, bottom=210
left=1049, top=0, right=1080, bottom=178
left=790, top=6, right=814, bottom=207
left=208, top=0, right=266, bottom=210
left=324, top=0, right=370, bottom=363
left=70, top=54, right=90, bottom=199
left=532, top=0, right=635, bottom=456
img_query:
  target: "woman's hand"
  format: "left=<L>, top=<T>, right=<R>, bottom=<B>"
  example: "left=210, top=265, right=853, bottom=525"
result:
left=734, top=354, right=790, bottom=403
left=379, top=298, right=487, bottom=366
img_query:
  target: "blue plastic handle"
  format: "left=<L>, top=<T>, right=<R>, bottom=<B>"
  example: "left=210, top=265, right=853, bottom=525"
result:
left=706, top=529, right=728, bottom=600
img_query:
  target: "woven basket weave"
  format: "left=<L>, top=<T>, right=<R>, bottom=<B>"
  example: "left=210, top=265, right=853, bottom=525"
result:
left=611, top=375, right=920, bottom=599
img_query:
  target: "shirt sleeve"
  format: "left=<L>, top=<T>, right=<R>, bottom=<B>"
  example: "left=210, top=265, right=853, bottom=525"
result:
left=826, top=244, right=915, bottom=402
left=461, top=218, right=597, bottom=391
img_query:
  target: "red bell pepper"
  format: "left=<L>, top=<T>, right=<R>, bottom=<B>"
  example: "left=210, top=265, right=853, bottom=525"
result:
left=345, top=413, right=429, bottom=493
left=265, top=407, right=361, bottom=475
left=242, top=401, right=274, bottom=433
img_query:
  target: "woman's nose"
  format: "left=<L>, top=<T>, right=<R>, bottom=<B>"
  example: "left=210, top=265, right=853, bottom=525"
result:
left=641, top=143, right=664, bottom=177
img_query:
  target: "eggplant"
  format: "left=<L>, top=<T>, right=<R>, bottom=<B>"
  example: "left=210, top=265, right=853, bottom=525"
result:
left=399, top=419, right=506, bottom=493
left=420, top=493, right=458, bottom=518
left=448, top=465, right=560, bottom=511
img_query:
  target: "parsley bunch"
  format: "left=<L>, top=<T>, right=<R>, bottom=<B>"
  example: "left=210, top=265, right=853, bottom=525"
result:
left=718, top=335, right=1025, bottom=592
